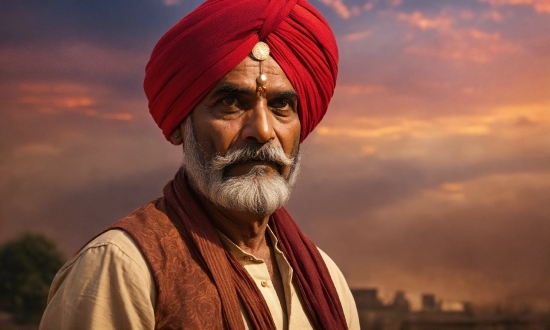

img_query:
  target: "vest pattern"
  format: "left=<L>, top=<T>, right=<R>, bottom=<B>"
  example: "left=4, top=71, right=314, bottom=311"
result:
left=108, top=198, right=225, bottom=330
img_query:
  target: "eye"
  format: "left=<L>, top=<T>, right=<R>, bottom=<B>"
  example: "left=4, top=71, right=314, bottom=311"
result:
left=221, top=96, right=237, bottom=107
left=270, top=98, right=290, bottom=108
left=217, top=95, right=249, bottom=112
left=269, top=98, right=295, bottom=117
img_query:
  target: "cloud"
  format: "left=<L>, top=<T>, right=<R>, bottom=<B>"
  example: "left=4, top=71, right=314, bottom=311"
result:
left=317, top=0, right=376, bottom=19
left=291, top=113, right=550, bottom=306
left=317, top=0, right=353, bottom=19
left=335, top=84, right=386, bottom=95
left=14, top=144, right=64, bottom=157
left=0, top=43, right=146, bottom=79
left=343, top=30, right=373, bottom=41
left=20, top=96, right=95, bottom=110
left=409, top=29, right=515, bottom=62
left=317, top=125, right=405, bottom=139
left=314, top=102, right=549, bottom=165
left=18, top=82, right=98, bottom=110
left=397, top=11, right=453, bottom=30
left=480, top=0, right=550, bottom=13
left=329, top=170, right=550, bottom=308
left=162, top=0, right=183, bottom=6
left=2, top=0, right=549, bottom=312
left=363, top=2, right=375, bottom=11
left=387, top=0, right=402, bottom=6
left=396, top=11, right=518, bottom=62
left=16, top=82, right=133, bottom=121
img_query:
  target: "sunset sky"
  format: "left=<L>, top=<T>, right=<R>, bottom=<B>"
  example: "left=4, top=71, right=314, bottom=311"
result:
left=1, top=0, right=549, bottom=311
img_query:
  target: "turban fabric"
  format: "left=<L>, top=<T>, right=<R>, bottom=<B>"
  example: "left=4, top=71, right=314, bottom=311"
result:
left=144, top=0, right=339, bottom=143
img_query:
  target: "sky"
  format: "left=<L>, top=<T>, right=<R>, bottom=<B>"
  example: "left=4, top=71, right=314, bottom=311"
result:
left=1, top=0, right=549, bottom=311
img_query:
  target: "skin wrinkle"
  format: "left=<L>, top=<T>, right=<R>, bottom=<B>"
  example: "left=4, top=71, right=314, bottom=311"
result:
left=181, top=117, right=301, bottom=216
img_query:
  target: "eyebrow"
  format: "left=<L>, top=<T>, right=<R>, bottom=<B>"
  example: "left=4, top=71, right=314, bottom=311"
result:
left=209, top=83, right=255, bottom=98
left=270, top=90, right=299, bottom=101
left=209, top=82, right=299, bottom=101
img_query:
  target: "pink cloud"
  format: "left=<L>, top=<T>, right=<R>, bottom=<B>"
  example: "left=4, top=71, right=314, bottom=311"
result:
left=0, top=43, right=145, bottom=77
left=397, top=11, right=454, bottom=30
left=405, top=28, right=517, bottom=63
left=386, top=0, right=402, bottom=7
left=396, top=11, right=517, bottom=62
left=17, top=82, right=133, bottom=121
left=480, top=0, right=550, bottom=14
left=336, top=84, right=387, bottom=95
left=343, top=30, right=373, bottom=41
left=317, top=0, right=376, bottom=19
left=162, top=0, right=182, bottom=6
left=318, top=0, right=352, bottom=19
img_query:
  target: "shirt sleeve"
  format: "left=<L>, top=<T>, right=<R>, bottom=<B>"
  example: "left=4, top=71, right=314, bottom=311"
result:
left=40, top=229, right=156, bottom=330
left=318, top=248, right=361, bottom=330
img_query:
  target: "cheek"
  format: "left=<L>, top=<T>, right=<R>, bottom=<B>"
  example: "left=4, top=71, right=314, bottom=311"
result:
left=279, top=118, right=301, bottom=156
left=199, top=120, right=242, bottom=154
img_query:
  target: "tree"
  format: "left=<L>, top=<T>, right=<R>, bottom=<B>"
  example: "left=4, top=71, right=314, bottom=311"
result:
left=0, top=232, right=66, bottom=323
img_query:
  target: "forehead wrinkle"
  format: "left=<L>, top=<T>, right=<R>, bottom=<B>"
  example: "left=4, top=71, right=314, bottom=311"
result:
left=210, top=82, right=256, bottom=97
left=239, top=56, right=286, bottom=76
left=211, top=56, right=295, bottom=98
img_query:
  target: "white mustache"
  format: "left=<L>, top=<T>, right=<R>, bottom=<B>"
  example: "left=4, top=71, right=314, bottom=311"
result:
left=210, top=144, right=294, bottom=172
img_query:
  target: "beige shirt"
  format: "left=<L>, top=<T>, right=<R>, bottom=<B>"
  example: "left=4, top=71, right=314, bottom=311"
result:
left=40, top=228, right=359, bottom=330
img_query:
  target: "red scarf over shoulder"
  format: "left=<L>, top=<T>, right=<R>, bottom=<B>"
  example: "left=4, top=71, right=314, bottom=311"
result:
left=103, top=171, right=347, bottom=329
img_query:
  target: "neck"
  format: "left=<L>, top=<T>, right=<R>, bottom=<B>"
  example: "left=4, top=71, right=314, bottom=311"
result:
left=193, top=186, right=272, bottom=254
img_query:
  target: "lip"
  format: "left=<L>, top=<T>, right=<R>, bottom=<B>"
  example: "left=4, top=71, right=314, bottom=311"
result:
left=224, top=160, right=280, bottom=177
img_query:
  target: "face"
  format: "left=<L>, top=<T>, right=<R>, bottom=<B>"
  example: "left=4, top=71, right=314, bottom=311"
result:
left=173, top=56, right=302, bottom=215
left=189, top=55, right=301, bottom=177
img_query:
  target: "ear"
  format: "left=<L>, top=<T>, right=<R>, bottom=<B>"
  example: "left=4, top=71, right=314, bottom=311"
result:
left=170, top=128, right=183, bottom=145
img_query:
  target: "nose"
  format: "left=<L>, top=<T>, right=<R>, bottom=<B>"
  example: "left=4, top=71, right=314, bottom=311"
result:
left=241, top=101, right=275, bottom=144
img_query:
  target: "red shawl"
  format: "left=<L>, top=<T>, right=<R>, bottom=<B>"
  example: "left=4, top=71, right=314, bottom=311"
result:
left=162, top=170, right=347, bottom=329
left=88, top=170, right=348, bottom=329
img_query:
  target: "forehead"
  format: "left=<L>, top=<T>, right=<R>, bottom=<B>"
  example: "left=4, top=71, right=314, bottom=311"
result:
left=218, top=56, right=295, bottom=90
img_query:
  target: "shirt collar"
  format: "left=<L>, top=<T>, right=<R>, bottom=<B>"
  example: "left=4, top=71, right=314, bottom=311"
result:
left=217, top=225, right=282, bottom=261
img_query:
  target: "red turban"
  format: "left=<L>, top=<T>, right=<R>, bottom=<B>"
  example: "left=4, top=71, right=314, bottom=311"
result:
left=144, top=0, right=338, bottom=143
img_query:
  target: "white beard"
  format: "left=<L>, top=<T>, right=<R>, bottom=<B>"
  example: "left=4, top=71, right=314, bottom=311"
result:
left=181, top=118, right=301, bottom=216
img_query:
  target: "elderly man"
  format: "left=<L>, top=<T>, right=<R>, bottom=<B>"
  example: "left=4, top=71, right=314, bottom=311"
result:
left=40, top=0, right=359, bottom=329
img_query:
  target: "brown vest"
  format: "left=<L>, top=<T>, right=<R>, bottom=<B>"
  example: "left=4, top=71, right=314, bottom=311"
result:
left=107, top=198, right=225, bottom=330
left=85, top=171, right=348, bottom=330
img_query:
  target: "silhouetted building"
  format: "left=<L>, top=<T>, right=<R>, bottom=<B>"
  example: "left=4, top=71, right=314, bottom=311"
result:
left=422, top=294, right=438, bottom=312
left=403, top=312, right=531, bottom=330
left=352, top=288, right=383, bottom=310
left=392, top=291, right=410, bottom=313
left=351, top=289, right=548, bottom=330
left=352, top=288, right=410, bottom=330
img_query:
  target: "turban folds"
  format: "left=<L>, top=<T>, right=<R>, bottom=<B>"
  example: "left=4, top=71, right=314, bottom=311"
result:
left=144, top=0, right=339, bottom=142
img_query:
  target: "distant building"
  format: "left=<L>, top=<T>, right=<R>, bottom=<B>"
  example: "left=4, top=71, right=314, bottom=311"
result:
left=421, top=294, right=438, bottom=312
left=351, top=289, right=546, bottom=330
left=352, top=288, right=409, bottom=330
left=353, top=289, right=383, bottom=310
left=392, top=291, right=410, bottom=313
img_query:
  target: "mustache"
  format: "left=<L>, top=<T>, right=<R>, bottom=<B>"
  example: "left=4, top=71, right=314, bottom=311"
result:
left=210, top=144, right=294, bottom=172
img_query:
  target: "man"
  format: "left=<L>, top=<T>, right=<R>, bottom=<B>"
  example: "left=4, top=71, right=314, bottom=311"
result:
left=40, top=0, right=359, bottom=329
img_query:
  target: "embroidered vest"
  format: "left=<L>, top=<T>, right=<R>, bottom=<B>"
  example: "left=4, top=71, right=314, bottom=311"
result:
left=106, top=198, right=225, bottom=330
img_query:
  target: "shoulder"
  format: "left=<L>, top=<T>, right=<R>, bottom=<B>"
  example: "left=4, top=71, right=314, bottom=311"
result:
left=58, top=229, right=151, bottom=282
left=79, top=229, right=147, bottom=263
left=40, top=229, right=156, bottom=330
left=316, top=248, right=347, bottom=290
left=317, top=247, right=361, bottom=330
left=54, top=229, right=154, bottom=296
